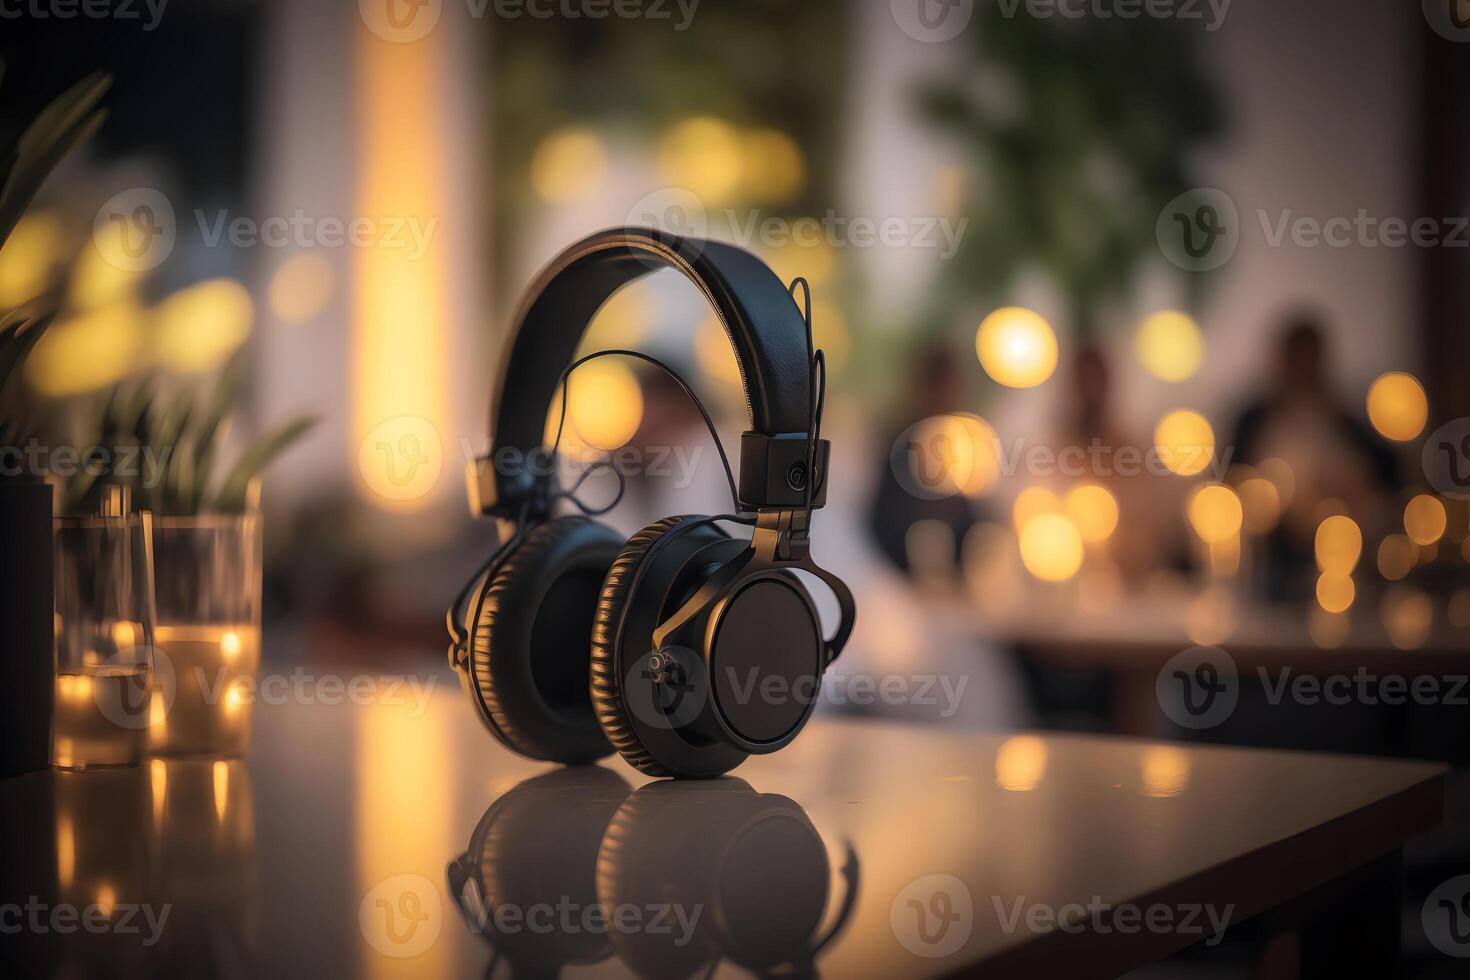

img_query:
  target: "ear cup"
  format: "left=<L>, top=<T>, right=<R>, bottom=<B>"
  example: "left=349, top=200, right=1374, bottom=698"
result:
left=589, top=517, right=694, bottom=777
left=471, top=516, right=624, bottom=764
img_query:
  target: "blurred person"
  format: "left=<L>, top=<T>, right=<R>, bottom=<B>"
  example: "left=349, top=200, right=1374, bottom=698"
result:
left=1052, top=344, right=1179, bottom=586
left=1229, top=310, right=1398, bottom=599
left=867, top=340, right=985, bottom=580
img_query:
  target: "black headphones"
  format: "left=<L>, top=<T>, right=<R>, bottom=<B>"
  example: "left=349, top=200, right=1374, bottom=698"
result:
left=447, top=227, right=855, bottom=780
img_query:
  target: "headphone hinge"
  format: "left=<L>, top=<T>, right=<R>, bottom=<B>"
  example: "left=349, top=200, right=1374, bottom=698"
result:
left=754, top=509, right=810, bottom=563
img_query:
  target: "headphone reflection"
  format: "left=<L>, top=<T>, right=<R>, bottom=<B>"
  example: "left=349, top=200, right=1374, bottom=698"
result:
left=447, top=768, right=859, bottom=979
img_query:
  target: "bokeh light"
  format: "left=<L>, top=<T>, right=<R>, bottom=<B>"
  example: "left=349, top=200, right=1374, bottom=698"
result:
left=268, top=253, right=335, bottom=324
left=0, top=211, right=64, bottom=306
left=738, top=129, right=805, bottom=203
left=1365, top=371, right=1428, bottom=442
left=1187, top=484, right=1242, bottom=544
left=564, top=359, right=643, bottom=450
left=155, top=278, right=255, bottom=374
left=1013, top=485, right=1060, bottom=529
left=1382, top=585, right=1432, bottom=649
left=976, top=307, right=1058, bottom=388
left=1314, top=514, right=1363, bottom=573
left=27, top=305, right=145, bottom=395
left=1376, top=534, right=1415, bottom=581
left=1064, top=483, right=1119, bottom=543
left=1257, top=457, right=1296, bottom=510
left=995, top=736, right=1047, bottom=792
left=658, top=116, right=743, bottom=204
left=1237, top=476, right=1282, bottom=534
left=1154, top=410, right=1215, bottom=477
left=1315, top=572, right=1356, bottom=613
left=1404, top=494, right=1447, bottom=546
left=1135, top=310, right=1203, bottom=382
left=530, top=126, right=607, bottom=204
left=1309, top=606, right=1350, bottom=649
left=908, top=413, right=1001, bottom=498
left=1018, top=512, right=1084, bottom=582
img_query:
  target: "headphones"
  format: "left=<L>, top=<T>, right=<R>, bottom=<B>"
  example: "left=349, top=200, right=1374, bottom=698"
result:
left=447, top=227, right=855, bottom=779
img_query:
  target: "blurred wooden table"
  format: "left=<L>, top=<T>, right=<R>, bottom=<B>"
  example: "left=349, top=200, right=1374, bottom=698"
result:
left=0, top=671, right=1448, bottom=978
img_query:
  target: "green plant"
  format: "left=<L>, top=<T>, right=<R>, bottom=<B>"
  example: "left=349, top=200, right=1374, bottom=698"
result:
left=918, top=9, right=1225, bottom=341
left=66, top=361, right=317, bottom=515
left=0, top=65, right=111, bottom=473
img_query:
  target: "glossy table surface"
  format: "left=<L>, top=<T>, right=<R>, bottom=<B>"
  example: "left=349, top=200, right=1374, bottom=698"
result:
left=0, top=668, right=1446, bottom=979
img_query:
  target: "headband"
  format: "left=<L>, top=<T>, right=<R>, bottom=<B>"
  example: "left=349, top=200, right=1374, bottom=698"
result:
left=469, top=227, right=828, bottom=518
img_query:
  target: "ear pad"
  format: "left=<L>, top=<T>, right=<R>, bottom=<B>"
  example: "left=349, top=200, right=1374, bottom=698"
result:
left=590, top=516, right=747, bottom=778
left=470, top=516, right=624, bottom=764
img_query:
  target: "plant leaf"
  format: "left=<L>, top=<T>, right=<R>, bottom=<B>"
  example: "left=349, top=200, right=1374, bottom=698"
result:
left=213, top=416, right=317, bottom=512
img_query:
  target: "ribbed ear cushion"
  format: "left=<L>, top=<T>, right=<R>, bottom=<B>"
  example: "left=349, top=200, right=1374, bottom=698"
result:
left=589, top=516, right=699, bottom=777
left=471, top=516, right=624, bottom=764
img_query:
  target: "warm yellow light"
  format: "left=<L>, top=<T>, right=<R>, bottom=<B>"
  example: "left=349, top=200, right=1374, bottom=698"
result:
left=0, top=211, right=64, bottom=306
left=658, top=116, right=743, bottom=204
left=1366, top=372, right=1428, bottom=442
left=353, top=25, right=450, bottom=515
left=1154, top=410, right=1215, bottom=477
left=530, top=126, right=607, bottom=204
left=1382, top=585, right=1432, bottom=649
left=1013, top=485, right=1060, bottom=529
left=220, top=630, right=242, bottom=662
left=739, top=129, right=805, bottom=204
left=1237, top=477, right=1282, bottom=534
left=1187, top=484, right=1243, bottom=543
left=1405, top=494, right=1447, bottom=546
left=150, top=758, right=167, bottom=827
left=95, top=883, right=115, bottom=916
left=69, top=234, right=145, bottom=312
left=1316, top=572, right=1356, bottom=613
left=810, top=299, right=851, bottom=375
left=580, top=283, right=655, bottom=354
left=1135, top=310, right=1203, bottom=382
left=995, top=736, right=1047, bottom=792
left=565, top=359, right=643, bottom=451
left=1314, top=514, right=1363, bottom=573
left=268, top=253, right=335, bottom=324
left=1141, top=746, right=1191, bottom=798
left=759, top=240, right=836, bottom=287
left=1377, top=534, right=1415, bottom=581
left=1065, top=483, right=1119, bottom=543
left=56, top=815, right=74, bottom=888
left=1185, top=586, right=1237, bottom=645
left=693, top=314, right=743, bottom=392
left=27, top=305, right=145, bottom=395
left=154, top=278, right=254, bottom=374
left=911, top=414, right=1001, bottom=498
left=213, top=759, right=230, bottom=822
left=1018, top=512, right=1084, bottom=582
left=976, top=307, right=1058, bottom=388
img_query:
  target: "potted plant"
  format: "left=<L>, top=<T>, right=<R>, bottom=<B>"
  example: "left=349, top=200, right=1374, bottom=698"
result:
left=0, top=67, right=110, bottom=778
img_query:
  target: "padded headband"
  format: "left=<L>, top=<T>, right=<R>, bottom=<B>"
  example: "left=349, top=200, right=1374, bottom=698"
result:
left=476, top=227, right=823, bottom=517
